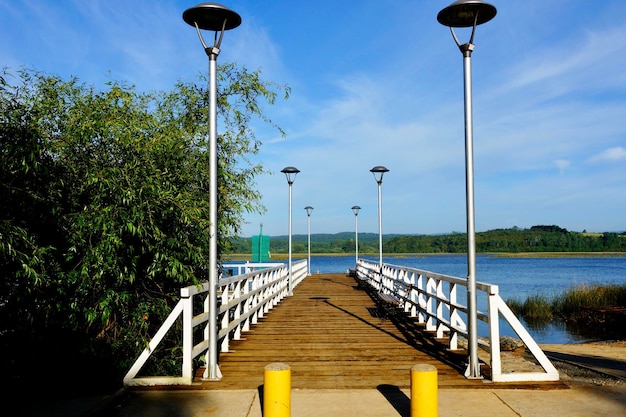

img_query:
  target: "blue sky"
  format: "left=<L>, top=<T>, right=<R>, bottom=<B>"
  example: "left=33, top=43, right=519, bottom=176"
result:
left=2, top=1, right=625, bottom=237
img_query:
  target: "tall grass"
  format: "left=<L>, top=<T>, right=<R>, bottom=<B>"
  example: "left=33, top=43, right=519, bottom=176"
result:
left=507, top=284, right=626, bottom=332
left=552, top=283, right=626, bottom=321
left=506, top=293, right=553, bottom=322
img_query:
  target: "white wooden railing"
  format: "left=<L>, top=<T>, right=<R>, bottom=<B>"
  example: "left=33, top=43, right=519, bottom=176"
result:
left=356, top=258, right=559, bottom=382
left=123, top=259, right=308, bottom=386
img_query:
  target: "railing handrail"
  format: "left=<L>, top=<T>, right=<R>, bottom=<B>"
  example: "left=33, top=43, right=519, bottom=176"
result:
left=356, top=258, right=559, bottom=382
left=123, top=259, right=308, bottom=386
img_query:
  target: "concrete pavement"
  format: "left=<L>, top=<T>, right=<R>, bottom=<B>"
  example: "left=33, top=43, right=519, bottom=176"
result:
left=20, top=340, right=626, bottom=417
left=87, top=384, right=625, bottom=417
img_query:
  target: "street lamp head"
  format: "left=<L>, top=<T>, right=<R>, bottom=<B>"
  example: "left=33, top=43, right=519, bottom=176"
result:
left=352, top=205, right=361, bottom=216
left=305, top=206, right=314, bottom=216
left=183, top=2, right=241, bottom=56
left=281, top=166, right=300, bottom=185
left=370, top=166, right=389, bottom=184
left=437, top=0, right=496, bottom=28
left=183, top=2, right=242, bottom=31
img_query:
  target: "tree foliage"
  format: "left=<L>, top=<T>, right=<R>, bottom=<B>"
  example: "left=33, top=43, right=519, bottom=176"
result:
left=0, top=66, right=287, bottom=391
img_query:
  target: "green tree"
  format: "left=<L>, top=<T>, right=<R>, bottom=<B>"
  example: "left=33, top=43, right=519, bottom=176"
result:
left=0, top=66, right=287, bottom=391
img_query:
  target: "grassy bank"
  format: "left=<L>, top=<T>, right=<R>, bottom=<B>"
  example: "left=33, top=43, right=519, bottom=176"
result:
left=507, top=284, right=626, bottom=339
left=492, top=252, right=626, bottom=258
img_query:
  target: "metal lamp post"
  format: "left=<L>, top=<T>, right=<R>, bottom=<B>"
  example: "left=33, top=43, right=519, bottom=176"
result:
left=351, top=206, right=361, bottom=265
left=282, top=166, right=300, bottom=295
left=304, top=206, right=313, bottom=275
left=182, top=1, right=241, bottom=382
left=370, top=166, right=389, bottom=273
left=437, top=0, right=497, bottom=379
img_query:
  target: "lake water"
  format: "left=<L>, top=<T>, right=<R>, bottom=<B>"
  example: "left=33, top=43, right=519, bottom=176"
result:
left=300, top=254, right=626, bottom=344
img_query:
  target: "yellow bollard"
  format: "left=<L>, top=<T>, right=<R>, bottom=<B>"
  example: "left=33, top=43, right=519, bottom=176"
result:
left=410, top=364, right=438, bottom=417
left=263, top=362, right=291, bottom=417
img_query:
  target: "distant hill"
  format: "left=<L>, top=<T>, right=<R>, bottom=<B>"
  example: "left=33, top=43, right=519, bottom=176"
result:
left=230, top=226, right=626, bottom=254
left=268, top=232, right=393, bottom=243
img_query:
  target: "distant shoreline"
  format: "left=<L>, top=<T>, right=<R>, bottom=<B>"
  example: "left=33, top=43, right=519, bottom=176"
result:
left=224, top=252, right=626, bottom=261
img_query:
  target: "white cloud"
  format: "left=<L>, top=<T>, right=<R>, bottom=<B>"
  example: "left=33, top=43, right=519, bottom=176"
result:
left=589, top=146, right=626, bottom=163
left=554, top=159, right=570, bottom=174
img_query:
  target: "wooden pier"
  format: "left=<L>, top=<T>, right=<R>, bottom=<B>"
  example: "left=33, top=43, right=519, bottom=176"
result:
left=193, top=273, right=495, bottom=389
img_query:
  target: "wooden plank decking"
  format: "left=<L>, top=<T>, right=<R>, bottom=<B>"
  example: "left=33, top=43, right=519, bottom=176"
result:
left=193, top=273, right=489, bottom=390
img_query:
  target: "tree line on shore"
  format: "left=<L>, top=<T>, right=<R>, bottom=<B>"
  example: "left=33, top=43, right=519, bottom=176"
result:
left=232, top=225, right=626, bottom=255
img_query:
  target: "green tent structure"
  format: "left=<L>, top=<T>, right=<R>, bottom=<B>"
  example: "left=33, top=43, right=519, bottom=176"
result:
left=251, top=224, right=270, bottom=262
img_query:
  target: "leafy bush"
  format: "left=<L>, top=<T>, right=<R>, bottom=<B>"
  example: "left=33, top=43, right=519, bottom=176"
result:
left=1, top=66, right=287, bottom=391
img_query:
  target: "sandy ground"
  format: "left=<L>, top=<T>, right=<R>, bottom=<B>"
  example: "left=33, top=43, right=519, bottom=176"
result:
left=540, top=340, right=626, bottom=384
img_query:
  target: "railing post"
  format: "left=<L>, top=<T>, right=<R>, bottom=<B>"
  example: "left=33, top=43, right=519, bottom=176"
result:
left=488, top=289, right=502, bottom=378
left=425, top=276, right=436, bottom=332
left=182, top=292, right=193, bottom=380
left=449, top=282, right=459, bottom=350
left=233, top=280, right=242, bottom=340
left=435, top=279, right=445, bottom=339
left=243, top=276, right=251, bottom=332
left=416, top=273, right=426, bottom=324
left=220, top=282, right=230, bottom=353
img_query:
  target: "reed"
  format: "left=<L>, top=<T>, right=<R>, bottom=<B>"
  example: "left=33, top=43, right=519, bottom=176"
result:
left=506, top=293, right=552, bottom=321
left=552, top=283, right=626, bottom=321
left=507, top=284, right=626, bottom=333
